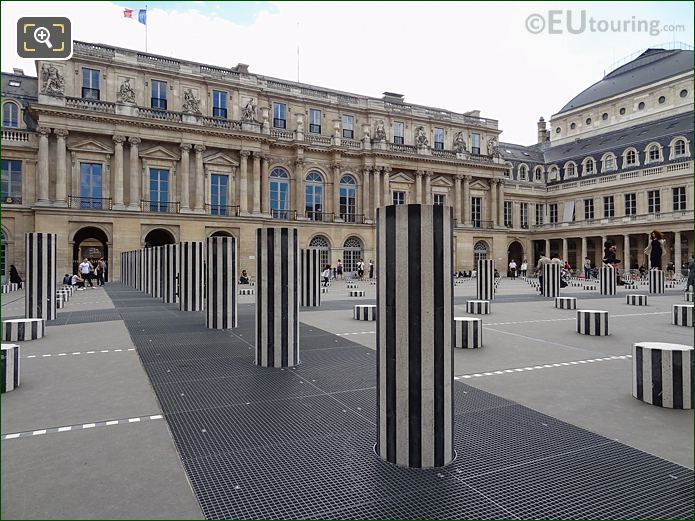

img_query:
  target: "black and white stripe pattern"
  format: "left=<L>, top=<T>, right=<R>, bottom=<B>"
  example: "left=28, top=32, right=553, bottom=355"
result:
left=576, top=310, right=609, bottom=336
left=686, top=292, right=693, bottom=303
left=672, top=304, right=694, bottom=327
left=178, top=242, right=204, bottom=311
left=255, top=228, right=299, bottom=368
left=239, top=288, right=255, bottom=296
left=3, top=319, right=44, bottom=342
left=151, top=246, right=163, bottom=299
left=649, top=269, right=664, bottom=294
left=56, top=296, right=65, bottom=309
left=136, top=249, right=144, bottom=291
left=25, top=232, right=57, bottom=321
left=353, top=304, right=376, bottom=321
left=555, top=297, right=577, bottom=309
left=626, top=294, right=648, bottom=306
left=376, top=204, right=454, bottom=468
left=466, top=300, right=490, bottom=315
left=454, top=317, right=482, bottom=349
left=300, top=249, right=321, bottom=307
left=321, top=287, right=329, bottom=294
left=144, top=247, right=153, bottom=296
left=599, top=266, right=616, bottom=295
left=206, top=236, right=237, bottom=329
left=56, top=290, right=70, bottom=302
left=476, top=259, right=495, bottom=301
left=162, top=244, right=179, bottom=304
left=346, top=283, right=359, bottom=289
left=2, top=283, right=20, bottom=293
left=632, top=342, right=693, bottom=409
left=348, top=290, right=365, bottom=297
left=1, top=343, right=20, bottom=393
left=542, top=263, right=561, bottom=297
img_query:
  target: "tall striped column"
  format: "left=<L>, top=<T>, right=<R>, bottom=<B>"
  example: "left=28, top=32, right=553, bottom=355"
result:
left=144, top=247, right=153, bottom=296
left=542, top=263, right=561, bottom=297
left=179, top=242, right=204, bottom=311
left=649, top=269, right=664, bottom=294
left=599, top=266, right=616, bottom=295
left=300, top=248, right=321, bottom=307
left=127, top=250, right=135, bottom=288
left=206, top=236, right=237, bottom=329
left=377, top=204, right=454, bottom=468
left=152, top=246, right=163, bottom=299
left=476, top=259, right=495, bottom=301
left=135, top=249, right=143, bottom=291
left=25, top=232, right=57, bottom=320
left=255, top=228, right=299, bottom=368
left=161, top=244, right=179, bottom=304
left=120, top=252, right=125, bottom=283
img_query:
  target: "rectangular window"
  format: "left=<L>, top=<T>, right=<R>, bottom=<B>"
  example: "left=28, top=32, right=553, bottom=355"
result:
left=549, top=203, right=558, bottom=223
left=210, top=174, right=229, bottom=215
left=471, top=133, right=480, bottom=155
left=584, top=198, right=594, bottom=220
left=673, top=187, right=686, bottom=211
left=79, top=162, right=103, bottom=209
left=625, top=193, right=636, bottom=216
left=393, top=122, right=404, bottom=144
left=82, top=68, right=100, bottom=100
left=392, top=190, right=406, bottom=205
left=433, top=194, right=446, bottom=206
left=1, top=159, right=22, bottom=204
left=603, top=196, right=614, bottom=218
left=647, top=190, right=660, bottom=214
left=149, top=168, right=169, bottom=212
left=309, top=109, right=321, bottom=134
left=504, top=201, right=512, bottom=227
left=342, top=115, right=354, bottom=138
left=151, top=80, right=167, bottom=109
left=471, top=196, right=482, bottom=227
left=520, top=202, right=528, bottom=228
left=433, top=128, right=444, bottom=150
left=535, top=204, right=544, bottom=225
left=273, top=102, right=286, bottom=128
left=212, top=90, right=227, bottom=119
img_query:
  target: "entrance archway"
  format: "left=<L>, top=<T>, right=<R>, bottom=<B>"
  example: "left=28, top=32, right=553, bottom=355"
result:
left=144, top=228, right=176, bottom=247
left=72, top=226, right=109, bottom=279
left=210, top=230, right=233, bottom=238
left=473, top=240, right=488, bottom=266
left=507, top=241, right=523, bottom=275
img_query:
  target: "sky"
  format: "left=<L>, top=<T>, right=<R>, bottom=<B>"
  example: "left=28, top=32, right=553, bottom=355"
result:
left=2, top=1, right=693, bottom=145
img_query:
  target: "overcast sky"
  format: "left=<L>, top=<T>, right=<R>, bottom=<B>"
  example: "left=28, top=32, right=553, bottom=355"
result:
left=2, top=1, right=693, bottom=145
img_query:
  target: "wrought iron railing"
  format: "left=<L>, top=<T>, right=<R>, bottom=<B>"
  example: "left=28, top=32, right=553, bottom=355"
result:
left=306, top=211, right=334, bottom=222
left=141, top=200, right=180, bottom=213
left=270, top=209, right=297, bottom=221
left=68, top=196, right=113, bottom=210
left=340, top=213, right=365, bottom=224
left=206, top=204, right=240, bottom=217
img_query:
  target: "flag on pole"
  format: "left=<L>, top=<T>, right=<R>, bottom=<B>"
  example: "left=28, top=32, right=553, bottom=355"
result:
left=123, top=7, right=147, bottom=24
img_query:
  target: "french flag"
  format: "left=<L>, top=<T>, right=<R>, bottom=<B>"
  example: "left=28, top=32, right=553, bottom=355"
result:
left=124, top=7, right=147, bottom=24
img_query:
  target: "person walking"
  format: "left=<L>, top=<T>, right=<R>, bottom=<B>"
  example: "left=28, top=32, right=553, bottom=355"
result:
left=368, top=259, right=374, bottom=279
left=357, top=258, right=365, bottom=281
left=508, top=259, right=517, bottom=280
left=336, top=259, right=343, bottom=280
left=583, top=257, right=592, bottom=279
left=321, top=265, right=331, bottom=287
left=79, top=258, right=94, bottom=287
left=534, top=252, right=551, bottom=294
left=644, top=230, right=665, bottom=271
left=686, top=256, right=694, bottom=293
left=520, top=259, right=528, bottom=278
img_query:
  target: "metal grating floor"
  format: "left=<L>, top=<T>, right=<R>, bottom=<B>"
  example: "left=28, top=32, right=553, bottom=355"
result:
left=106, top=284, right=694, bottom=520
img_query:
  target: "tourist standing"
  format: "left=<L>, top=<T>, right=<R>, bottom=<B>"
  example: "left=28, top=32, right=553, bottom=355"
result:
left=336, top=259, right=343, bottom=280
left=321, top=265, right=331, bottom=287
left=583, top=257, right=592, bottom=279
left=368, top=259, right=374, bottom=279
left=96, top=258, right=106, bottom=286
left=508, top=259, right=517, bottom=280
left=686, top=256, right=694, bottom=292
left=79, top=258, right=94, bottom=287
left=9, top=264, right=22, bottom=285
left=644, top=230, right=665, bottom=270
left=535, top=252, right=551, bottom=294
left=520, top=259, right=528, bottom=277
left=357, top=258, right=365, bottom=280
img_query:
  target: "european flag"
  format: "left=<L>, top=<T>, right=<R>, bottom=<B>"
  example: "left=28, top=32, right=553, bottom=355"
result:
left=138, top=8, right=147, bottom=25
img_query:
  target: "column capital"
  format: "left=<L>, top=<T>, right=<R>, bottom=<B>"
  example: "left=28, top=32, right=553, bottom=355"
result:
left=54, top=128, right=69, bottom=138
left=331, top=161, right=341, bottom=171
left=455, top=174, right=464, bottom=181
left=37, top=126, right=51, bottom=136
left=113, top=134, right=126, bottom=144
left=179, top=143, right=191, bottom=152
left=262, top=155, right=271, bottom=165
left=194, top=144, right=206, bottom=154
left=239, top=150, right=251, bottom=158
left=384, top=166, right=392, bottom=174
left=128, top=137, right=141, bottom=146
left=423, top=170, right=432, bottom=178
left=294, top=158, right=305, bottom=168
left=416, top=169, right=424, bottom=177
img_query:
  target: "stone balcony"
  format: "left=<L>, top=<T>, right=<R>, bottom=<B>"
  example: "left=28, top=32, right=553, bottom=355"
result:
left=1, top=128, right=38, bottom=148
left=531, top=209, right=694, bottom=231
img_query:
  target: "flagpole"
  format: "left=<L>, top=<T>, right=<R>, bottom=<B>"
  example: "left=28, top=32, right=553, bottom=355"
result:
left=145, top=4, right=148, bottom=52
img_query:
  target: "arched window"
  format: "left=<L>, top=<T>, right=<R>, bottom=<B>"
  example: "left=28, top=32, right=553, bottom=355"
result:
left=2, top=102, right=19, bottom=128
left=602, top=154, right=616, bottom=171
left=269, top=167, right=290, bottom=220
left=565, top=163, right=576, bottom=177
left=534, top=167, right=543, bottom=182
left=584, top=159, right=595, bottom=175
left=519, top=165, right=527, bottom=180
left=647, top=144, right=661, bottom=163
left=339, top=174, right=357, bottom=222
left=625, top=149, right=637, bottom=167
left=309, top=235, right=331, bottom=269
left=342, top=236, right=363, bottom=275
left=674, top=139, right=687, bottom=157
left=473, top=240, right=488, bottom=265
left=505, top=163, right=512, bottom=177
left=305, top=170, right=324, bottom=221
left=548, top=166, right=559, bottom=182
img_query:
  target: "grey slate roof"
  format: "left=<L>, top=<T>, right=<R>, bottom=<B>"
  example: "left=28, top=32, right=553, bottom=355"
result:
left=1, top=72, right=38, bottom=101
left=499, top=142, right=545, bottom=164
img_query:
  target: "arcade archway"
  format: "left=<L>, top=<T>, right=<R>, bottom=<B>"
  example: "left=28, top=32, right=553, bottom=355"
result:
left=72, top=226, right=109, bottom=279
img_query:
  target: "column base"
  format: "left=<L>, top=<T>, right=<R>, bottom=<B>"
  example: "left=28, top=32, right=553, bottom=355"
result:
left=191, top=208, right=205, bottom=214
left=35, top=199, right=52, bottom=206
left=126, top=204, right=140, bottom=211
left=53, top=200, right=68, bottom=208
left=239, top=211, right=252, bottom=217
left=112, top=203, right=127, bottom=210
left=180, top=207, right=194, bottom=214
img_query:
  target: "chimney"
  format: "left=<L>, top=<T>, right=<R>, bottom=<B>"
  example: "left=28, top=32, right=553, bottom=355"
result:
left=12, top=68, right=24, bottom=75
left=537, top=116, right=548, bottom=144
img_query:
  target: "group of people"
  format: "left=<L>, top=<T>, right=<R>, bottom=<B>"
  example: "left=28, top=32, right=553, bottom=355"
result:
left=320, top=259, right=374, bottom=286
left=63, top=257, right=106, bottom=289
left=507, top=259, right=529, bottom=280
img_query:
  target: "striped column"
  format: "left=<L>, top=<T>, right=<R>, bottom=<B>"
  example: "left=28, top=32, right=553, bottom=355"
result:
left=542, top=263, right=561, bottom=297
left=162, top=244, right=179, bottom=304
left=672, top=304, right=693, bottom=327
left=135, top=249, right=143, bottom=291
left=151, top=247, right=162, bottom=299
left=145, top=248, right=155, bottom=296
left=300, top=248, right=321, bottom=307
left=348, top=290, right=365, bottom=297
left=354, top=304, right=376, bottom=321
left=1, top=344, right=20, bottom=393
left=649, top=269, right=664, bottom=294
left=576, top=310, right=609, bottom=336
left=206, top=236, right=237, bottom=329
left=627, top=294, right=648, bottom=306
left=476, top=259, right=495, bottom=301
left=3, top=319, right=44, bottom=341
left=454, top=317, right=482, bottom=349
left=599, top=266, right=616, bottom=295
left=25, top=232, right=57, bottom=321
left=255, top=227, right=299, bottom=368
left=632, top=342, right=693, bottom=409
left=377, top=204, right=454, bottom=468
left=555, top=296, right=577, bottom=309
left=179, top=242, right=204, bottom=311
left=466, top=300, right=490, bottom=314
left=686, top=292, right=693, bottom=302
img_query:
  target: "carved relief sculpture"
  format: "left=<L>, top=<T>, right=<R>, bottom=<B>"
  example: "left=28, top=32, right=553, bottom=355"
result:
left=118, top=78, right=136, bottom=104
left=242, top=98, right=257, bottom=122
left=374, top=120, right=387, bottom=141
left=415, top=126, right=429, bottom=147
left=182, top=88, right=201, bottom=113
left=453, top=131, right=467, bottom=153
left=41, top=63, right=64, bottom=96
left=487, top=136, right=500, bottom=157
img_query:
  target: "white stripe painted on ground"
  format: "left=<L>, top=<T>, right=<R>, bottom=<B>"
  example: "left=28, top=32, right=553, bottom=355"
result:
left=1, top=414, right=164, bottom=441
left=21, top=349, right=135, bottom=359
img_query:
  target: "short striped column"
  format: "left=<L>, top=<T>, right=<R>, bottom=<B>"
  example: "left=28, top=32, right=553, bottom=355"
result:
left=476, top=259, right=495, bottom=301
left=206, top=236, right=237, bottom=329
left=542, top=263, right=561, bottom=297
left=348, top=290, right=365, bottom=297
left=56, top=289, right=70, bottom=302
left=321, top=287, right=329, bottom=294
left=346, top=282, right=359, bottom=289
left=576, top=310, right=609, bottom=336
left=255, top=227, right=299, bottom=368
left=56, top=295, right=65, bottom=309
left=3, top=319, right=44, bottom=342
left=1, top=344, right=20, bottom=393
left=649, top=269, right=664, bottom=294
left=685, top=292, right=693, bottom=303
left=25, top=232, right=57, bottom=321
left=161, top=244, right=179, bottom=304
left=626, top=294, right=648, bottom=306
left=179, top=242, right=204, bottom=311
left=632, top=342, right=693, bottom=409
left=555, top=296, right=577, bottom=309
left=454, top=317, right=482, bottom=349
left=466, top=300, right=490, bottom=315
left=354, top=304, right=376, bottom=321
left=599, top=266, right=616, bottom=295
left=376, top=204, right=454, bottom=468
left=672, top=304, right=694, bottom=327
left=300, top=248, right=321, bottom=307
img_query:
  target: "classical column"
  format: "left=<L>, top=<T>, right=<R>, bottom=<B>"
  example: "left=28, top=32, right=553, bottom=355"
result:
left=332, top=162, right=342, bottom=221
left=194, top=144, right=206, bottom=212
left=295, top=159, right=304, bottom=217
left=454, top=175, right=462, bottom=225
left=463, top=175, right=471, bottom=225
left=415, top=170, right=423, bottom=203
left=376, top=203, right=454, bottom=468
left=362, top=167, right=371, bottom=220
left=261, top=155, right=270, bottom=214
left=581, top=237, right=588, bottom=266
left=373, top=167, right=382, bottom=210
left=544, top=239, right=550, bottom=256
left=54, top=129, right=68, bottom=207
left=497, top=180, right=505, bottom=226
left=179, top=144, right=191, bottom=212
left=25, top=232, right=57, bottom=320
left=252, top=153, right=261, bottom=214
left=562, top=238, right=568, bottom=262
left=490, top=179, right=498, bottom=226
left=112, top=135, right=126, bottom=209
left=674, top=231, right=682, bottom=272
left=383, top=166, right=391, bottom=204
left=36, top=127, right=51, bottom=205
left=179, top=241, right=204, bottom=311
left=127, top=137, right=141, bottom=210
left=624, top=235, right=631, bottom=269
left=424, top=171, right=432, bottom=204
left=206, top=236, right=238, bottom=329
left=239, top=150, right=250, bottom=214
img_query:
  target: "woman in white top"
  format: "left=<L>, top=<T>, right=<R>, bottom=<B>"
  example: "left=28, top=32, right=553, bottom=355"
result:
left=508, top=260, right=517, bottom=280
left=520, top=259, right=528, bottom=277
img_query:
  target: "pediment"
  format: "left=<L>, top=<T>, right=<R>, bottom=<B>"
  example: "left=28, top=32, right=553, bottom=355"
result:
left=68, top=139, right=113, bottom=154
left=389, top=172, right=414, bottom=183
left=139, top=145, right=179, bottom=161
left=204, top=152, right=239, bottom=167
left=431, top=175, right=453, bottom=187
left=470, top=180, right=490, bottom=190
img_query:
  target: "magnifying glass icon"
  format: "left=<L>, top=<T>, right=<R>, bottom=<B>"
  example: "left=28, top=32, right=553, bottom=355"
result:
left=33, top=26, right=53, bottom=49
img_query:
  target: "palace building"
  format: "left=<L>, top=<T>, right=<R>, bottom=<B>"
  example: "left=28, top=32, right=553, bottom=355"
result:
left=1, top=42, right=692, bottom=280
